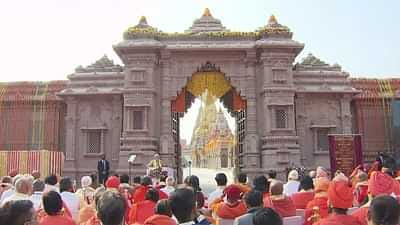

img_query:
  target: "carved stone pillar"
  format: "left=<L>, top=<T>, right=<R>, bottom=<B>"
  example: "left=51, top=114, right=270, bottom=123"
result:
left=340, top=94, right=353, bottom=133
left=159, top=51, right=175, bottom=168
left=118, top=53, right=159, bottom=175
left=111, top=95, right=122, bottom=161
left=259, top=52, right=300, bottom=178
left=243, top=53, right=261, bottom=178
left=295, top=93, right=313, bottom=166
left=245, top=54, right=257, bottom=135
left=63, top=97, right=78, bottom=177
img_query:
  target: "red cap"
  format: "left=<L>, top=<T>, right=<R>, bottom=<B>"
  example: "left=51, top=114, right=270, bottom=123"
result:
left=328, top=181, right=353, bottom=209
left=105, top=176, right=120, bottom=189
left=224, top=184, right=242, bottom=202
left=369, top=171, right=395, bottom=196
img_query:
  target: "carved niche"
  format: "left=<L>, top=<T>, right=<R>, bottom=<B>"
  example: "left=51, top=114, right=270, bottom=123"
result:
left=245, top=134, right=259, bottom=153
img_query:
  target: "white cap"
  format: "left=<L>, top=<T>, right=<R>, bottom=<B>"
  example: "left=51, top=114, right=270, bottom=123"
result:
left=288, top=170, right=299, bottom=180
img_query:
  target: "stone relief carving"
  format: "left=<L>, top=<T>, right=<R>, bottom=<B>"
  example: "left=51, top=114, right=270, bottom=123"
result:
left=160, top=135, right=172, bottom=154
left=261, top=54, right=294, bottom=67
left=245, top=134, right=259, bottom=153
left=125, top=95, right=152, bottom=105
left=90, top=104, right=101, bottom=123
left=304, top=97, right=341, bottom=127
left=126, top=55, right=158, bottom=67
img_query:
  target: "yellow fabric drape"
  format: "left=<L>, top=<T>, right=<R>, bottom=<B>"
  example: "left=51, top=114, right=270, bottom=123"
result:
left=40, top=150, right=50, bottom=178
left=186, top=72, right=231, bottom=98
left=378, top=79, right=394, bottom=151
left=19, top=151, right=28, bottom=174
left=0, top=84, right=7, bottom=112
left=0, top=151, right=7, bottom=177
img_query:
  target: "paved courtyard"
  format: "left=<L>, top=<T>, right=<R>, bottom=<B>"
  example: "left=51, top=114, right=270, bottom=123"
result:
left=182, top=167, right=234, bottom=196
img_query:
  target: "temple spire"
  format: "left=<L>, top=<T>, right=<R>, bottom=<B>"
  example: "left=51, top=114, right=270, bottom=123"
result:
left=268, top=14, right=278, bottom=25
left=186, top=8, right=228, bottom=33
left=257, top=14, right=292, bottom=38
left=203, top=8, right=212, bottom=17
left=138, top=16, right=148, bottom=26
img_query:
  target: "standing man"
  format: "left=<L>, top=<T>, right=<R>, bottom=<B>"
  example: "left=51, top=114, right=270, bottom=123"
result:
left=98, top=155, right=110, bottom=185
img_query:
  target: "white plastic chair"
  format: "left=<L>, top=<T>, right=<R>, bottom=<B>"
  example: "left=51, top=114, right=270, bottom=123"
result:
left=283, top=215, right=304, bottom=225
left=296, top=209, right=305, bottom=218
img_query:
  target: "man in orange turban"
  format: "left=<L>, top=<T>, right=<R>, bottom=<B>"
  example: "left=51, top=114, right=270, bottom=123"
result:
left=304, top=177, right=330, bottom=225
left=352, top=171, right=397, bottom=225
left=316, top=179, right=361, bottom=225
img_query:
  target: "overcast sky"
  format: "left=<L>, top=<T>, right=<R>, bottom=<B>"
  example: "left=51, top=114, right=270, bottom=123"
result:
left=1, top=0, right=399, bottom=142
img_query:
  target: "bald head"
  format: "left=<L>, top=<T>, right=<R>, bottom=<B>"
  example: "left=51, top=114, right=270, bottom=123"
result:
left=270, top=181, right=283, bottom=196
left=15, top=177, right=33, bottom=195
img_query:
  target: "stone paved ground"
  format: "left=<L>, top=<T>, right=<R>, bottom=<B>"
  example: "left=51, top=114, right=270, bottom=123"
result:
left=183, top=167, right=234, bottom=196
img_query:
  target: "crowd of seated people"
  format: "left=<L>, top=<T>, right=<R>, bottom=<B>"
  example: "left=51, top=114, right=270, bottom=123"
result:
left=1, top=156, right=400, bottom=225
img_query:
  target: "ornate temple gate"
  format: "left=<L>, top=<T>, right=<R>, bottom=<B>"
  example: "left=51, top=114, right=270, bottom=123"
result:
left=170, top=62, right=247, bottom=181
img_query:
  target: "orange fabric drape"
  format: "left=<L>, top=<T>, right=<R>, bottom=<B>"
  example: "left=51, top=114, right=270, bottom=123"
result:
left=171, top=89, right=186, bottom=113
left=233, top=90, right=246, bottom=111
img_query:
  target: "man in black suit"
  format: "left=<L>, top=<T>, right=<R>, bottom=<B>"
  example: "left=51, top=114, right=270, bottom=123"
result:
left=97, top=155, right=110, bottom=185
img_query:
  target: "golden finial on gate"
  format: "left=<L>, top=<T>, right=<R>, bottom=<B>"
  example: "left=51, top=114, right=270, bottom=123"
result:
left=203, top=8, right=212, bottom=17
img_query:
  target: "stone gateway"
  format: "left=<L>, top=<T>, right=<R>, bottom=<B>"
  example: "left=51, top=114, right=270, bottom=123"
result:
left=59, top=9, right=356, bottom=180
left=0, top=9, right=398, bottom=180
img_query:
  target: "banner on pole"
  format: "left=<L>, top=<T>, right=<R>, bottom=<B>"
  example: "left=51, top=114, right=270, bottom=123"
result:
left=328, top=134, right=363, bottom=177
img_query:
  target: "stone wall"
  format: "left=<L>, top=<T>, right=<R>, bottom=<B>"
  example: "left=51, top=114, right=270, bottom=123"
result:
left=296, top=94, right=349, bottom=168
left=62, top=95, right=123, bottom=179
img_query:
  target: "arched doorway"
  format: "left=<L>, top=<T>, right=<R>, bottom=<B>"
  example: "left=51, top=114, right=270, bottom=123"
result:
left=170, top=62, right=247, bottom=183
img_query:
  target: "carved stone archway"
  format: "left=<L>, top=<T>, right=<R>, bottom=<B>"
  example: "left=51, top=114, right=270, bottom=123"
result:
left=170, top=62, right=247, bottom=182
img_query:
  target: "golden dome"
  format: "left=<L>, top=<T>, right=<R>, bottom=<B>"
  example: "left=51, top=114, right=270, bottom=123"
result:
left=203, top=8, right=212, bottom=17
